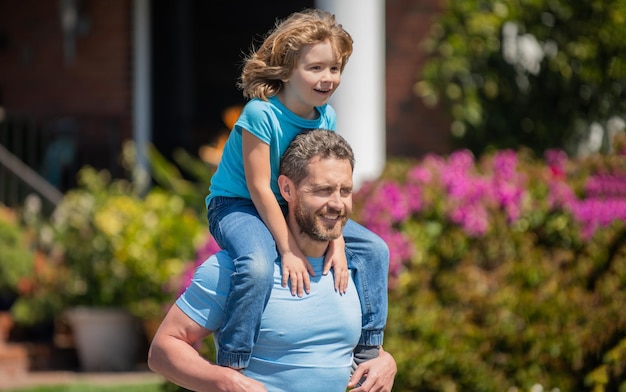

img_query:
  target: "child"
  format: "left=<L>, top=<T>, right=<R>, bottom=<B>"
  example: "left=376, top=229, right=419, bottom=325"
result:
left=206, top=8, right=389, bottom=370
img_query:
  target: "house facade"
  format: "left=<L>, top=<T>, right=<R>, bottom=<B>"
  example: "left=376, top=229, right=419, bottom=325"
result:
left=0, top=0, right=450, bottom=195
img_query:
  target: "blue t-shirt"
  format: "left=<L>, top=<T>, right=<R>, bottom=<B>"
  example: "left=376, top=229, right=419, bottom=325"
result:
left=206, top=96, right=337, bottom=208
left=176, top=251, right=361, bottom=392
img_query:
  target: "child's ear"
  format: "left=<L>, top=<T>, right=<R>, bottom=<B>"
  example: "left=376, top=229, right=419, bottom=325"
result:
left=278, top=175, right=295, bottom=201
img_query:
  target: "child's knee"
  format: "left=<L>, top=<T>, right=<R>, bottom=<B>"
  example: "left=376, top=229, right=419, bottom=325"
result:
left=246, top=257, right=275, bottom=283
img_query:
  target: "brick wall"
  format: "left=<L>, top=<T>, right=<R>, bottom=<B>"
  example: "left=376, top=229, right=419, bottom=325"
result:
left=386, top=0, right=452, bottom=158
left=0, top=0, right=132, bottom=139
left=0, top=0, right=452, bottom=163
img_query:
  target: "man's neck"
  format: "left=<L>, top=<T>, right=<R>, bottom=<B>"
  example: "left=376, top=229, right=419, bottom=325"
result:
left=296, top=234, right=330, bottom=259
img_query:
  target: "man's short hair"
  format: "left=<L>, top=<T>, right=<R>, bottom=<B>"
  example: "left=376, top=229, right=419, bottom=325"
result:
left=280, top=129, right=355, bottom=185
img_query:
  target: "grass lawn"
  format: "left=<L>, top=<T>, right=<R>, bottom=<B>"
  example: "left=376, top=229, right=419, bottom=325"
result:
left=4, top=381, right=165, bottom=392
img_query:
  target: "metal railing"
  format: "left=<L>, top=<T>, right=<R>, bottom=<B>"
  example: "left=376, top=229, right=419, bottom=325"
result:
left=0, top=143, right=63, bottom=213
left=0, top=115, right=123, bottom=214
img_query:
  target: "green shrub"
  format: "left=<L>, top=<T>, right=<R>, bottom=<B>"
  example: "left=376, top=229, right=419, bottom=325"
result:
left=13, top=163, right=208, bottom=325
left=418, top=0, right=626, bottom=156
left=0, top=205, right=34, bottom=302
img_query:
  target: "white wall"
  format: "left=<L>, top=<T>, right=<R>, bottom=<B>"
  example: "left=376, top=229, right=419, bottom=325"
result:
left=316, top=0, right=386, bottom=188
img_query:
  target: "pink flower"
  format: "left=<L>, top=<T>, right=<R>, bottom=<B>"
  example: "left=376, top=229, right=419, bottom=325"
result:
left=545, top=149, right=568, bottom=178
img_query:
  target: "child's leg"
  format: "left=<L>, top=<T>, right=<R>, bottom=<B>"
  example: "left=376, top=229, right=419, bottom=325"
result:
left=207, top=197, right=279, bottom=368
left=342, top=219, right=389, bottom=363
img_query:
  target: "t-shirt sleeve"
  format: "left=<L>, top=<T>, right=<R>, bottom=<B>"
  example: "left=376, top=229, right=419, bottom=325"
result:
left=175, top=251, right=234, bottom=331
left=235, top=100, right=275, bottom=145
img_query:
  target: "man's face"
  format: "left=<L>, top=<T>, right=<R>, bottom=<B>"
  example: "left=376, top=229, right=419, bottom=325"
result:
left=292, top=157, right=353, bottom=242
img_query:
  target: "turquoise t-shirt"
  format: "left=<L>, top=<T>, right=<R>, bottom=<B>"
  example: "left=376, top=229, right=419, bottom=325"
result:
left=176, top=251, right=361, bottom=392
left=205, top=96, right=337, bottom=208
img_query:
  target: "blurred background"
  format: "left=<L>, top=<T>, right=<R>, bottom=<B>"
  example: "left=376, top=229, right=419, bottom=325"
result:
left=1, top=0, right=625, bottom=390
left=0, top=0, right=451, bottom=208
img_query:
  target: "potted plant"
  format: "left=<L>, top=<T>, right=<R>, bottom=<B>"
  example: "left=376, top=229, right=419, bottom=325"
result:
left=34, top=166, right=207, bottom=371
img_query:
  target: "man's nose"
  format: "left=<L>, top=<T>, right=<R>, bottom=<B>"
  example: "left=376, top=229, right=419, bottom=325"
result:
left=327, top=191, right=343, bottom=209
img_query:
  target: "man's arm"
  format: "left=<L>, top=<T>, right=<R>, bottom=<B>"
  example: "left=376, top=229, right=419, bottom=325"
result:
left=347, top=347, right=397, bottom=392
left=148, top=304, right=267, bottom=392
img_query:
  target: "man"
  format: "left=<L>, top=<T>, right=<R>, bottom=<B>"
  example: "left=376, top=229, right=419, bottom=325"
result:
left=148, top=129, right=396, bottom=392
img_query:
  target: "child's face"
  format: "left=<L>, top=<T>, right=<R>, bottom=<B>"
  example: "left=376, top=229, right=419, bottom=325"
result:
left=280, top=40, right=342, bottom=118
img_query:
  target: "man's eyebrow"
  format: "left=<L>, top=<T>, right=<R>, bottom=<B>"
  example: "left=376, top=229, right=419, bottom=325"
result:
left=303, top=183, right=327, bottom=191
left=308, top=183, right=352, bottom=190
left=299, top=182, right=327, bottom=191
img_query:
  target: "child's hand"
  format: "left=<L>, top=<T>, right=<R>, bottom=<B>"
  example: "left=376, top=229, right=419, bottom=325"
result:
left=281, top=251, right=314, bottom=297
left=324, top=239, right=349, bottom=294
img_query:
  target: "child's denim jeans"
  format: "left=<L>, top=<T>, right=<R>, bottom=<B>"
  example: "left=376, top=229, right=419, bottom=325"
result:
left=207, top=196, right=389, bottom=368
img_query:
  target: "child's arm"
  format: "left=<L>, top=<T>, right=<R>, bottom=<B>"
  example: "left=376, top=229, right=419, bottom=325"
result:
left=242, top=130, right=314, bottom=297
left=324, top=235, right=349, bottom=294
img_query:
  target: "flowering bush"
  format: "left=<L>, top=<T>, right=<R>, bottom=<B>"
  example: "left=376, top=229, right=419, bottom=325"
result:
left=354, top=134, right=626, bottom=391
left=19, top=166, right=208, bottom=321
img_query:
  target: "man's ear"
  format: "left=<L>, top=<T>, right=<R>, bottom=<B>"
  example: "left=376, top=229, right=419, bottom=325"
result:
left=278, top=174, right=295, bottom=201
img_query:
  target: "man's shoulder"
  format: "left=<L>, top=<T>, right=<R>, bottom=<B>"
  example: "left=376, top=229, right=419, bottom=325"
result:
left=197, top=250, right=235, bottom=275
left=191, top=251, right=235, bottom=290
left=175, top=251, right=237, bottom=331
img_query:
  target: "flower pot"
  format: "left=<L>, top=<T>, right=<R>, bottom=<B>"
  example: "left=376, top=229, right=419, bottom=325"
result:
left=65, top=307, right=141, bottom=372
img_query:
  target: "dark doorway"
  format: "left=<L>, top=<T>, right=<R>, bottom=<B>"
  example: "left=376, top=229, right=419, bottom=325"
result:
left=150, top=0, right=314, bottom=163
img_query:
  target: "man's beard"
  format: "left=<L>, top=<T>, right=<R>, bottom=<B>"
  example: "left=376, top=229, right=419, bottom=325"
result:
left=294, top=198, right=348, bottom=242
